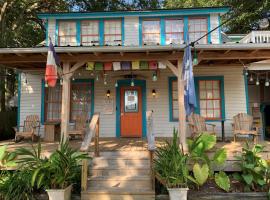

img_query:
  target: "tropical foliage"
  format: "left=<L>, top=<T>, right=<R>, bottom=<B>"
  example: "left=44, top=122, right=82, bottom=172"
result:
left=0, top=145, right=16, bottom=169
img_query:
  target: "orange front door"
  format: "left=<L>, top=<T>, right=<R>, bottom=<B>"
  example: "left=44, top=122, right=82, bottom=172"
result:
left=120, top=86, right=142, bottom=137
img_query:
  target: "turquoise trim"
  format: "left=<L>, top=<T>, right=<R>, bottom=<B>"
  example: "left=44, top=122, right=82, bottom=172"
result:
left=55, top=20, right=59, bottom=45
left=38, top=7, right=230, bottom=19
left=76, top=20, right=81, bottom=45
left=45, top=20, right=48, bottom=46
left=218, top=15, right=222, bottom=44
left=17, top=74, right=21, bottom=129
left=168, top=76, right=226, bottom=122
left=244, top=74, right=250, bottom=114
left=99, top=19, right=104, bottom=46
left=168, top=77, right=177, bottom=122
left=183, top=16, right=189, bottom=41
left=115, top=79, right=147, bottom=138
left=160, top=17, right=165, bottom=45
left=41, top=79, right=45, bottom=124
left=194, top=76, right=226, bottom=121
left=139, top=17, right=142, bottom=46
left=207, top=15, right=211, bottom=43
left=121, top=17, right=125, bottom=46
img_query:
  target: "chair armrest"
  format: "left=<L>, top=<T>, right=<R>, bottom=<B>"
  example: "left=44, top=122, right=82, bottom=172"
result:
left=206, top=123, right=216, bottom=127
left=13, top=126, right=24, bottom=132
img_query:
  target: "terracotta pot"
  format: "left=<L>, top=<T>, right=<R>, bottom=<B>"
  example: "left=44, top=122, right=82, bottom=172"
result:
left=167, top=187, right=188, bottom=200
left=46, top=185, right=72, bottom=200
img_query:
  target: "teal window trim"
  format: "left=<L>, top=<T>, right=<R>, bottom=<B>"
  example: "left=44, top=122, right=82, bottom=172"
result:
left=41, top=78, right=94, bottom=124
left=168, top=76, right=226, bottom=122
left=99, top=19, right=104, bottom=46
left=115, top=79, right=147, bottom=138
left=17, top=74, right=21, bottom=128
left=160, top=17, right=165, bottom=45
left=244, top=74, right=250, bottom=114
left=207, top=15, right=211, bottom=43
left=38, top=7, right=230, bottom=19
left=139, top=17, right=142, bottom=46
left=55, top=20, right=59, bottom=45
left=76, top=20, right=81, bottom=45
left=168, top=77, right=178, bottom=122
left=121, top=17, right=125, bottom=46
left=183, top=16, right=189, bottom=41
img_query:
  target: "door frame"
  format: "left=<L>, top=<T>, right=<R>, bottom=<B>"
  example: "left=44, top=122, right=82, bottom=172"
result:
left=115, top=79, right=147, bottom=138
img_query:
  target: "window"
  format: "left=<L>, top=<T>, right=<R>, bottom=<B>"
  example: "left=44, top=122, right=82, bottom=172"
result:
left=104, top=20, right=122, bottom=46
left=81, top=21, right=99, bottom=46
left=70, top=82, right=92, bottom=121
left=188, top=18, right=207, bottom=44
left=44, top=80, right=93, bottom=122
left=44, top=84, right=62, bottom=122
left=58, top=21, right=77, bottom=46
left=198, top=80, right=221, bottom=120
left=142, top=20, right=160, bottom=45
left=168, top=76, right=224, bottom=121
left=165, top=19, right=184, bottom=45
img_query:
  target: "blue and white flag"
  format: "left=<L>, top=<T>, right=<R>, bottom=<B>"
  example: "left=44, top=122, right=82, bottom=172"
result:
left=182, top=37, right=197, bottom=116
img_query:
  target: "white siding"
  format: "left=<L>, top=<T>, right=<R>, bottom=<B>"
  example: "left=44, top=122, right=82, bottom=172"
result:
left=19, top=66, right=247, bottom=138
left=124, top=17, right=139, bottom=46
left=47, top=19, right=56, bottom=45
left=210, top=14, right=220, bottom=44
left=19, top=72, right=44, bottom=136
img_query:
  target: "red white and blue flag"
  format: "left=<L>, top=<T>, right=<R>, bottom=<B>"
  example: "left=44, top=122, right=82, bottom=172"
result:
left=45, top=41, right=60, bottom=87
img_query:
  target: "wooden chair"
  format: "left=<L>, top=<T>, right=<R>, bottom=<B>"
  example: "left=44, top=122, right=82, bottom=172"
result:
left=68, top=114, right=88, bottom=139
left=188, top=113, right=216, bottom=138
left=14, top=115, right=40, bottom=142
left=232, top=113, right=260, bottom=143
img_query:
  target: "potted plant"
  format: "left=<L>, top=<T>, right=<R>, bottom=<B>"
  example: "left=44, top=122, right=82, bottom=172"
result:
left=16, top=140, right=90, bottom=200
left=154, top=129, right=190, bottom=200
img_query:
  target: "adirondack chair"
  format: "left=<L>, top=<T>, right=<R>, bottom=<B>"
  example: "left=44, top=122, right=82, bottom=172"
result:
left=14, top=115, right=40, bottom=142
left=68, top=114, right=88, bottom=139
left=188, top=113, right=216, bottom=138
left=232, top=113, right=260, bottom=143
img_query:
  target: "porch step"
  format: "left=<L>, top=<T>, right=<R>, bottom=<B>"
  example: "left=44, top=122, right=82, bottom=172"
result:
left=84, top=151, right=155, bottom=200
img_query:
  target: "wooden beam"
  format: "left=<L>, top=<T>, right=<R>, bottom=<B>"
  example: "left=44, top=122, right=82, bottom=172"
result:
left=94, top=52, right=100, bottom=56
left=61, top=62, right=71, bottom=142
left=199, top=50, right=204, bottom=55
left=224, top=50, right=230, bottom=54
left=67, top=52, right=73, bottom=56
left=177, top=59, right=186, bottom=150
left=70, top=61, right=86, bottom=74
left=161, top=60, right=178, bottom=77
left=15, top=53, right=25, bottom=57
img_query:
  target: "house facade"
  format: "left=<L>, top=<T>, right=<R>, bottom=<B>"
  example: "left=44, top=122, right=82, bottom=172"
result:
left=2, top=7, right=270, bottom=140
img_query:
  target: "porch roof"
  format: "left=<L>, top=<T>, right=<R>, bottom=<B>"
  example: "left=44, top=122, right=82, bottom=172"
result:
left=1, top=43, right=270, bottom=70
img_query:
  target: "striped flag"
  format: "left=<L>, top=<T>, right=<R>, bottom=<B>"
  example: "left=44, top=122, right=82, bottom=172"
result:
left=45, top=41, right=60, bottom=87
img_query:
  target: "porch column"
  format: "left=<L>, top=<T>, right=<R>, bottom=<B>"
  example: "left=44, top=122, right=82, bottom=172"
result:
left=61, top=62, right=71, bottom=142
left=177, top=59, right=186, bottom=150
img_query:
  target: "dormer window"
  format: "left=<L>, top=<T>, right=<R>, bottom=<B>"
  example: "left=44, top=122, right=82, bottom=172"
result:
left=58, top=21, right=77, bottom=46
left=142, top=19, right=160, bottom=45
left=104, top=20, right=122, bottom=46
left=165, top=19, right=184, bottom=45
left=81, top=20, right=99, bottom=46
left=188, top=18, right=207, bottom=44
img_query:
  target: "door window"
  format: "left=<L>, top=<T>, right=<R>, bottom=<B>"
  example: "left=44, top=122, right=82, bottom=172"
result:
left=124, top=90, right=138, bottom=112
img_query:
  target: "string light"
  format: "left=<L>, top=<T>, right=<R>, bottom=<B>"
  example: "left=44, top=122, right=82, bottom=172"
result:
left=96, top=74, right=99, bottom=81
left=45, top=81, right=48, bottom=88
left=265, top=73, right=269, bottom=87
left=60, top=79, right=63, bottom=85
left=193, top=48, right=198, bottom=65
left=152, top=72, right=157, bottom=82
left=72, top=77, right=75, bottom=81
left=131, top=79, right=135, bottom=87
left=249, top=74, right=253, bottom=82
left=115, top=81, right=118, bottom=87
left=256, top=75, right=260, bottom=86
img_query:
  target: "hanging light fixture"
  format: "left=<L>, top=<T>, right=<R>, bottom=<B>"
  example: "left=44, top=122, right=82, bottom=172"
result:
left=106, top=90, right=111, bottom=98
left=72, top=77, right=75, bottom=81
left=104, top=73, right=108, bottom=85
left=45, top=81, right=48, bottom=88
left=244, top=69, right=248, bottom=76
left=152, top=72, right=157, bottom=82
left=265, top=73, right=269, bottom=87
left=249, top=73, right=254, bottom=82
left=60, top=79, right=63, bottom=85
left=131, top=79, right=135, bottom=87
left=96, top=74, right=99, bottom=81
left=256, top=74, right=260, bottom=86
left=152, top=89, right=156, bottom=97
left=193, top=47, right=198, bottom=65
left=115, top=81, right=118, bottom=87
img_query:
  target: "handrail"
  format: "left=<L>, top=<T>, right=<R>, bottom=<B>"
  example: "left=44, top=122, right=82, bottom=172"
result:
left=240, top=31, right=270, bottom=43
left=146, top=110, right=155, bottom=190
left=80, top=112, right=100, bottom=192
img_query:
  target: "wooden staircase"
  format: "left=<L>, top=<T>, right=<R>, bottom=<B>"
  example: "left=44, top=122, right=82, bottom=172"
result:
left=81, top=151, right=155, bottom=200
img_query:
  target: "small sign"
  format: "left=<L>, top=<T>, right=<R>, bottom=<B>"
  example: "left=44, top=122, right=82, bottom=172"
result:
left=103, top=98, right=114, bottom=114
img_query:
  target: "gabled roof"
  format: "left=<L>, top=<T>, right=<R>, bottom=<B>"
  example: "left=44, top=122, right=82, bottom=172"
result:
left=37, top=6, right=230, bottom=20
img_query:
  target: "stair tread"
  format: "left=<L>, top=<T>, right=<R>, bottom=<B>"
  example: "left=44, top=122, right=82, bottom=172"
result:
left=89, top=175, right=151, bottom=181
left=84, top=188, right=155, bottom=195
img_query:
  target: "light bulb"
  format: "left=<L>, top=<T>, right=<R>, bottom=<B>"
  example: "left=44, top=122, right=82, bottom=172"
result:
left=115, top=81, right=118, bottom=87
left=96, top=74, right=99, bottom=81
left=193, top=57, right=198, bottom=65
left=131, top=79, right=135, bottom=87
left=256, top=80, right=260, bottom=85
left=245, top=71, right=248, bottom=76
left=104, top=80, right=107, bottom=85
left=72, top=77, right=75, bottom=81
left=60, top=79, right=63, bottom=85
left=45, top=82, right=48, bottom=88
left=152, top=73, right=157, bottom=82
left=265, top=81, right=269, bottom=87
left=249, top=75, right=253, bottom=82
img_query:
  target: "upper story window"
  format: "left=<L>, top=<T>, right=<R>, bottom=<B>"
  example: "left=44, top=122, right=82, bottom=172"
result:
left=104, top=20, right=122, bottom=46
left=188, top=18, right=207, bottom=44
left=81, top=20, right=99, bottom=46
left=58, top=21, right=77, bottom=46
left=142, top=20, right=160, bottom=45
left=165, top=19, right=184, bottom=45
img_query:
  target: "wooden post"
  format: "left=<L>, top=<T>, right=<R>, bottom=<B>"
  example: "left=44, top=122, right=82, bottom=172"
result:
left=81, top=159, right=88, bottom=191
left=149, top=150, right=155, bottom=190
left=61, top=62, right=71, bottom=142
left=177, top=59, right=187, bottom=150
left=94, top=118, right=100, bottom=157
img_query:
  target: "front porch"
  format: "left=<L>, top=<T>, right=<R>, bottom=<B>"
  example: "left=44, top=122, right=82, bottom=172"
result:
left=2, top=138, right=270, bottom=171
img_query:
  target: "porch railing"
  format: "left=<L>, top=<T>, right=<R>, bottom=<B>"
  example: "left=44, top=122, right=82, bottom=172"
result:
left=80, top=112, right=100, bottom=192
left=240, top=31, right=270, bottom=43
left=146, top=110, right=155, bottom=190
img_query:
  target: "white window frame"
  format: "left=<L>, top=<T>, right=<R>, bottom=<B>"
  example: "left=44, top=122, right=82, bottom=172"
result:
left=104, top=19, right=122, bottom=46
left=142, top=19, right=161, bottom=45
left=81, top=20, right=99, bottom=46
left=165, top=19, right=184, bottom=45
left=58, top=21, right=77, bottom=46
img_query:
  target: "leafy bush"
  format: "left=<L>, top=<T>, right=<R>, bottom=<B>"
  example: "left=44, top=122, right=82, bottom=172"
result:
left=233, top=143, right=270, bottom=192
left=187, top=133, right=230, bottom=191
left=154, top=129, right=191, bottom=188
left=0, top=145, right=17, bottom=169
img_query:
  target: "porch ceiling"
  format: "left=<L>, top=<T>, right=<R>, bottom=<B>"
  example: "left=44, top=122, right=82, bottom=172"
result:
left=1, top=43, right=270, bottom=70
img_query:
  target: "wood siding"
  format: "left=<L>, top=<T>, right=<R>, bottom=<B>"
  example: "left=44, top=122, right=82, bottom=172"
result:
left=47, top=19, right=56, bottom=45
left=124, top=17, right=139, bottom=46
left=210, top=14, right=220, bottom=44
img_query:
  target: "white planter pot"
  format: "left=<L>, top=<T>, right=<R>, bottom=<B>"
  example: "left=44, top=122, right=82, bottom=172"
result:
left=46, top=185, right=72, bottom=200
left=167, top=187, right=188, bottom=200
